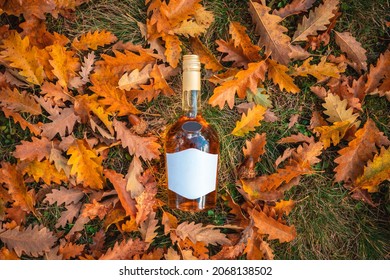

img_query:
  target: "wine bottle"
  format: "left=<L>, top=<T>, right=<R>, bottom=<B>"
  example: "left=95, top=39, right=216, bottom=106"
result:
left=164, top=54, right=219, bottom=211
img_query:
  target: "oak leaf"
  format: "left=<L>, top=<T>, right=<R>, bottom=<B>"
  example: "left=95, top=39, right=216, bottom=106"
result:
left=250, top=208, right=296, bottom=243
left=334, top=31, right=367, bottom=72
left=48, top=43, right=81, bottom=88
left=334, top=119, right=390, bottom=183
left=1, top=107, right=42, bottom=135
left=139, top=211, right=159, bottom=243
left=216, top=39, right=250, bottom=68
left=292, top=0, right=339, bottom=42
left=67, top=139, right=105, bottom=190
left=0, top=31, right=45, bottom=85
left=209, top=61, right=267, bottom=109
left=322, top=92, right=359, bottom=125
left=189, top=36, right=224, bottom=72
left=40, top=81, right=73, bottom=106
left=249, top=1, right=291, bottom=65
left=72, top=30, right=118, bottom=51
left=243, top=133, right=267, bottom=163
left=81, top=199, right=108, bottom=220
left=274, top=200, right=295, bottom=216
left=0, top=162, right=35, bottom=213
left=41, top=106, right=80, bottom=140
left=365, top=49, right=390, bottom=97
left=231, top=104, right=267, bottom=136
left=135, top=184, right=157, bottom=225
left=162, top=211, right=178, bottom=235
left=0, top=0, right=56, bottom=20
left=267, top=59, right=300, bottom=93
left=103, top=169, right=137, bottom=218
left=292, top=57, right=342, bottom=81
left=113, top=119, right=161, bottom=161
left=13, top=137, right=52, bottom=162
left=118, top=65, right=151, bottom=91
left=314, top=121, right=352, bottom=149
left=44, top=186, right=84, bottom=207
left=0, top=86, right=42, bottom=115
left=354, top=146, right=390, bottom=193
left=0, top=225, right=56, bottom=257
left=229, top=21, right=262, bottom=63
left=273, top=0, right=316, bottom=18
left=23, top=159, right=68, bottom=185
left=58, top=241, right=85, bottom=260
left=125, top=156, right=144, bottom=198
left=175, top=222, right=231, bottom=246
left=99, top=238, right=149, bottom=260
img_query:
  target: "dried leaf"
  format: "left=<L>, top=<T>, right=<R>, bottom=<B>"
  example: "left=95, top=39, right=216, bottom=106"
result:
left=118, top=65, right=152, bottom=91
left=41, top=106, right=80, bottom=140
left=231, top=104, right=267, bottom=136
left=365, top=49, right=390, bottom=95
left=243, top=133, right=267, bottom=163
left=314, top=121, right=352, bottom=149
left=249, top=1, right=291, bottom=65
left=175, top=222, right=231, bottom=246
left=125, top=156, right=144, bottom=198
left=209, top=61, right=267, bottom=109
left=13, top=137, right=52, bottom=162
left=292, top=0, right=339, bottom=42
left=72, top=30, right=117, bottom=51
left=23, top=159, right=68, bottom=185
left=267, top=59, right=300, bottom=93
left=135, top=184, right=157, bottom=225
left=334, top=31, right=367, bottom=72
left=273, top=0, right=316, bottom=18
left=189, top=36, right=224, bottom=72
left=0, top=86, right=42, bottom=115
left=354, top=146, right=390, bottom=193
left=139, top=211, right=159, bottom=243
left=292, top=57, right=342, bottom=81
left=334, top=119, right=390, bottom=183
left=99, top=238, right=149, bottom=260
left=229, top=21, right=262, bottom=63
left=250, top=208, right=296, bottom=243
left=67, top=139, right=104, bottom=190
left=0, top=225, right=56, bottom=257
left=322, top=92, right=359, bottom=125
left=58, top=241, right=85, bottom=260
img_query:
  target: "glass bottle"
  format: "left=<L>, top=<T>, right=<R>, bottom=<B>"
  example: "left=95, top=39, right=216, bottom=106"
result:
left=164, top=54, right=219, bottom=211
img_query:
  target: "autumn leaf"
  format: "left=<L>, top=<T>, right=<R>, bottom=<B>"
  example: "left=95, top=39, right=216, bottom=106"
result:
left=58, top=241, right=85, bottom=260
left=354, top=146, right=390, bottom=193
left=267, top=59, right=300, bottom=93
left=274, top=200, right=295, bottom=216
left=314, top=121, right=352, bottom=149
left=322, top=92, right=360, bottom=125
left=67, top=139, right=105, bottom=190
left=365, top=49, right=390, bottom=97
left=250, top=208, right=296, bottom=243
left=99, top=238, right=149, bottom=260
left=229, top=21, right=262, bottom=63
left=334, top=119, right=390, bottom=183
left=13, top=137, right=52, bottom=162
left=334, top=31, right=367, bottom=72
left=249, top=0, right=292, bottom=65
left=175, top=222, right=231, bottom=246
left=118, top=65, right=151, bottom=91
left=81, top=199, right=108, bottom=220
left=209, top=61, right=267, bottom=109
left=243, top=133, right=267, bottom=163
left=125, top=156, right=144, bottom=198
left=0, top=86, right=42, bottom=115
left=135, top=184, right=157, bottom=225
left=292, top=57, right=342, bottom=81
left=231, top=104, right=267, bottom=136
left=44, top=186, right=84, bottom=207
left=162, top=211, right=178, bottom=235
left=0, top=31, right=45, bottom=85
left=189, top=36, right=224, bottom=72
left=292, top=0, right=339, bottom=42
left=23, top=159, right=68, bottom=185
left=113, top=119, right=161, bottom=161
left=273, top=0, right=316, bottom=19
left=139, top=211, right=159, bottom=243
left=48, top=43, right=81, bottom=88
left=0, top=0, right=56, bottom=20
left=41, top=106, right=80, bottom=140
left=72, top=30, right=118, bottom=51
left=0, top=225, right=56, bottom=257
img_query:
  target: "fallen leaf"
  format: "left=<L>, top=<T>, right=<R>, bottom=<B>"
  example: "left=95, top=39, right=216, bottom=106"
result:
left=231, top=104, right=267, bottom=136
left=334, top=31, right=367, bottom=72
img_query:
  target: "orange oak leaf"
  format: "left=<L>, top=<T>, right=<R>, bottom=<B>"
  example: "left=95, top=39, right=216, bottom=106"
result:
left=0, top=162, right=35, bottom=213
left=292, top=57, right=342, bottom=81
left=314, top=121, right=352, bottom=149
left=48, top=43, right=81, bottom=88
left=273, top=0, right=316, bottom=18
left=229, top=21, right=262, bottom=63
left=55, top=202, right=82, bottom=229
left=1, top=107, right=42, bottom=135
left=99, top=238, right=149, bottom=260
left=0, top=225, right=56, bottom=257
left=175, top=222, right=231, bottom=246
left=81, top=199, right=108, bottom=220
left=0, top=86, right=42, bottom=115
left=249, top=1, right=291, bottom=65
left=292, top=0, right=339, bottom=42
left=72, top=30, right=118, bottom=51
left=41, top=106, right=80, bottom=140
left=354, top=146, right=390, bottom=193
left=189, top=37, right=224, bottom=72
left=13, top=137, right=52, bottom=162
left=209, top=61, right=267, bottom=109
left=365, top=49, right=390, bottom=96
left=267, top=59, right=300, bottom=93
left=149, top=63, right=175, bottom=96
left=103, top=169, right=137, bottom=218
left=135, top=184, right=157, bottom=225
left=0, top=31, right=45, bottom=85
left=113, top=119, right=161, bottom=161
left=216, top=39, right=250, bottom=68
left=58, top=241, right=85, bottom=260
left=67, top=139, right=105, bottom=190
left=162, top=211, right=178, bottom=235
left=44, top=186, right=84, bottom=207
left=23, top=159, right=68, bottom=185
left=243, top=132, right=267, bottom=163
left=0, top=0, right=56, bottom=20
left=0, top=247, right=19, bottom=260
left=334, top=31, right=367, bottom=72
left=274, top=200, right=296, bottom=216
left=40, top=81, right=73, bottom=106
left=278, top=132, right=315, bottom=145
left=334, top=119, right=390, bottom=183
left=250, top=208, right=296, bottom=243
left=139, top=211, right=159, bottom=243
left=231, top=104, right=267, bottom=137
left=125, top=156, right=144, bottom=198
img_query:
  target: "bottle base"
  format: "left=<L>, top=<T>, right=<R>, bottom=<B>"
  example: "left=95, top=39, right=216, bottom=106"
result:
left=167, top=190, right=216, bottom=212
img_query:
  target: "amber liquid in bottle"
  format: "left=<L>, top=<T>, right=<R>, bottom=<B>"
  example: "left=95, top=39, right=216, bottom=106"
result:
left=165, top=55, right=219, bottom=211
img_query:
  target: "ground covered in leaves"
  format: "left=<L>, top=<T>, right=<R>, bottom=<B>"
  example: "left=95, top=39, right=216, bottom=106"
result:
left=0, top=0, right=389, bottom=260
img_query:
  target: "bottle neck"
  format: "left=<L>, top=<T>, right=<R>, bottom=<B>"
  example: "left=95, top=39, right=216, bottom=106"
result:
left=182, top=68, right=201, bottom=118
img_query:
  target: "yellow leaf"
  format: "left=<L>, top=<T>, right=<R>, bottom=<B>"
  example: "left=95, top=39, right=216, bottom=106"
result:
left=232, top=104, right=267, bottom=136
left=72, top=30, right=118, bottom=51
left=229, top=21, right=262, bottom=62
left=23, top=159, right=68, bottom=185
left=314, top=121, right=351, bottom=149
left=67, top=139, right=104, bottom=190
left=292, top=57, right=342, bottom=81
left=322, top=92, right=360, bottom=125
left=189, top=36, right=224, bottom=72
left=355, top=147, right=390, bottom=193
left=267, top=59, right=300, bottom=93
left=0, top=31, right=45, bottom=85
left=162, top=33, right=182, bottom=68
left=48, top=43, right=81, bottom=88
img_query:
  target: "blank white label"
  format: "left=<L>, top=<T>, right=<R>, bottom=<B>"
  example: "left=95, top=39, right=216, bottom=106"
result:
left=166, top=148, right=218, bottom=199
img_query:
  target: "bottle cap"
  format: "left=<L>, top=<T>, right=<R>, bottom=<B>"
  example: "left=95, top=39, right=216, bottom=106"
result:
left=183, top=54, right=201, bottom=71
